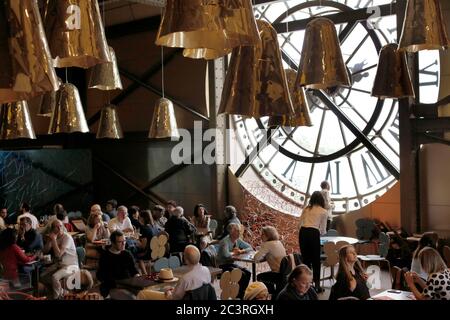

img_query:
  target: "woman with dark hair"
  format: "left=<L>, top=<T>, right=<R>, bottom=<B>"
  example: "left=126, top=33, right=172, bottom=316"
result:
left=86, top=213, right=110, bottom=242
left=298, top=191, right=328, bottom=292
left=136, top=210, right=159, bottom=274
left=128, top=205, right=142, bottom=231
left=0, top=228, right=36, bottom=288
left=276, top=264, right=318, bottom=300
left=386, top=234, right=412, bottom=269
left=192, top=204, right=211, bottom=229
left=329, top=245, right=370, bottom=300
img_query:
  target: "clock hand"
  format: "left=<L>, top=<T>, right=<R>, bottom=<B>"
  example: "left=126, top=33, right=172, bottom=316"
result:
left=314, top=90, right=399, bottom=180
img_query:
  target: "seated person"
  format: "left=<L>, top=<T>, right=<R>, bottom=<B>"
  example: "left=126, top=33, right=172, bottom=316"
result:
left=329, top=245, right=370, bottom=300
left=128, top=206, right=142, bottom=231
left=191, top=204, right=211, bottom=230
left=40, top=220, right=79, bottom=299
left=254, top=226, right=286, bottom=293
left=107, top=206, right=134, bottom=233
left=56, top=210, right=74, bottom=233
left=0, top=207, right=7, bottom=230
left=138, top=245, right=211, bottom=300
left=135, top=210, right=159, bottom=274
left=0, top=228, right=36, bottom=288
left=217, top=205, right=241, bottom=240
left=244, top=282, right=271, bottom=300
left=152, top=205, right=167, bottom=232
left=90, top=204, right=110, bottom=223
left=165, top=206, right=196, bottom=253
left=86, top=213, right=110, bottom=243
left=410, top=233, right=436, bottom=280
left=405, top=247, right=450, bottom=300
left=96, top=230, right=139, bottom=299
left=63, top=269, right=102, bottom=300
left=386, top=235, right=412, bottom=269
left=277, top=264, right=318, bottom=301
left=16, top=203, right=39, bottom=230
left=17, top=216, right=43, bottom=253
left=217, top=223, right=252, bottom=299
left=105, top=199, right=118, bottom=219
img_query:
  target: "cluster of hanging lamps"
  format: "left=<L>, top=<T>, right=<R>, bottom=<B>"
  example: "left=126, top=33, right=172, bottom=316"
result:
left=372, top=0, right=448, bottom=99
left=0, top=0, right=60, bottom=139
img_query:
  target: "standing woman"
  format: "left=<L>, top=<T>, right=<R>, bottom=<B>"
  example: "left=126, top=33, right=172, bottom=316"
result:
left=298, top=191, right=328, bottom=292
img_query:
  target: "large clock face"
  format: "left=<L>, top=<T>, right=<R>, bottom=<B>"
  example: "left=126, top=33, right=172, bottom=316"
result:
left=232, top=0, right=440, bottom=214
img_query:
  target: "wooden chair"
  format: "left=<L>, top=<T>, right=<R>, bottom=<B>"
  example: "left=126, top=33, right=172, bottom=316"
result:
left=220, top=269, right=242, bottom=300
left=321, top=242, right=338, bottom=287
left=357, top=232, right=391, bottom=277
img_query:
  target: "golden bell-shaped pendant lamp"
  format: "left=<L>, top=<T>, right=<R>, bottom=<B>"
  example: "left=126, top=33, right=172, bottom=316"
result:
left=156, top=0, right=260, bottom=59
left=296, top=17, right=351, bottom=89
left=182, top=0, right=260, bottom=60
left=0, top=0, right=59, bottom=104
left=48, top=83, right=89, bottom=134
left=269, top=69, right=313, bottom=127
left=42, top=0, right=111, bottom=68
left=218, top=20, right=294, bottom=118
left=372, top=44, right=415, bottom=99
left=88, top=46, right=123, bottom=91
left=399, top=0, right=449, bottom=52
left=37, top=78, right=63, bottom=117
left=0, top=101, right=36, bottom=139
left=97, top=104, right=123, bottom=139
left=148, top=98, right=180, bottom=139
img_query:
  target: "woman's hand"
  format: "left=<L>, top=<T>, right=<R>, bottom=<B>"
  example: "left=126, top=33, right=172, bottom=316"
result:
left=361, top=272, right=369, bottom=281
left=404, top=272, right=415, bottom=287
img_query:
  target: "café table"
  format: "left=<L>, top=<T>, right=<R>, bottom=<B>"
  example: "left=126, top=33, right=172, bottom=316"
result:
left=320, top=236, right=359, bottom=246
left=232, top=251, right=263, bottom=282
left=116, top=266, right=224, bottom=294
left=370, top=289, right=416, bottom=300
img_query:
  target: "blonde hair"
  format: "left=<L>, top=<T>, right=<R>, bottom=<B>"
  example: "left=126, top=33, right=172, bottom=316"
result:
left=419, top=247, right=447, bottom=275
left=262, top=226, right=279, bottom=241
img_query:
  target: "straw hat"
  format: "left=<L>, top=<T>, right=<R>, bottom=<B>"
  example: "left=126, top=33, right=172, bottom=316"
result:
left=158, top=268, right=178, bottom=283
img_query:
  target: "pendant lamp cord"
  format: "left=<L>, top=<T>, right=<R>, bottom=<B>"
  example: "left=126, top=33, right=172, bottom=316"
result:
left=161, top=7, right=165, bottom=99
left=102, top=1, right=110, bottom=104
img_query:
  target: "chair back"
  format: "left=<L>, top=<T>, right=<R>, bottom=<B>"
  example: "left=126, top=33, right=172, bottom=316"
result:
left=200, top=245, right=218, bottom=268
left=443, top=245, right=450, bottom=268
left=168, top=255, right=181, bottom=269
left=323, top=242, right=338, bottom=267
left=278, top=253, right=302, bottom=289
left=220, top=269, right=242, bottom=300
left=153, top=257, right=169, bottom=272
left=76, top=247, right=86, bottom=267
left=325, top=229, right=339, bottom=236
left=209, top=219, right=218, bottom=238
left=184, top=283, right=217, bottom=300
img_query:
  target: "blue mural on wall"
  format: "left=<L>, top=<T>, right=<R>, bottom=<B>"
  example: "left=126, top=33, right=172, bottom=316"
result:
left=0, top=149, right=93, bottom=216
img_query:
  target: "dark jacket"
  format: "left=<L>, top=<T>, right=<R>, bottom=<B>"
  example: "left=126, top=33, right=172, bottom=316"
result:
left=165, top=216, right=196, bottom=252
left=277, top=284, right=318, bottom=301
left=329, top=271, right=370, bottom=300
left=97, top=248, right=139, bottom=297
left=17, top=229, right=43, bottom=253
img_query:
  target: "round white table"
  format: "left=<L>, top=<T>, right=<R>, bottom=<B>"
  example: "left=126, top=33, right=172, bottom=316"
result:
left=320, top=236, right=359, bottom=245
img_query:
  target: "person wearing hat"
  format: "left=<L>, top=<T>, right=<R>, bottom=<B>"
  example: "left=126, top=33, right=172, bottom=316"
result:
left=244, top=282, right=270, bottom=300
